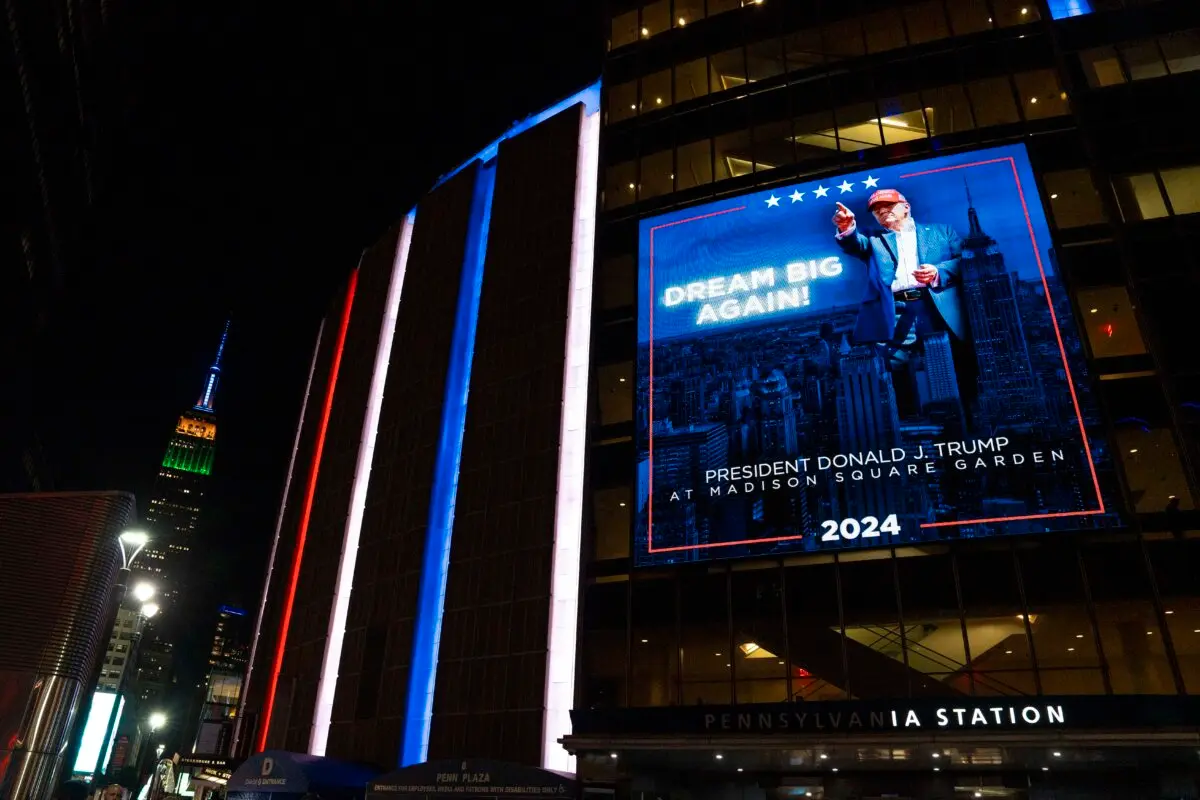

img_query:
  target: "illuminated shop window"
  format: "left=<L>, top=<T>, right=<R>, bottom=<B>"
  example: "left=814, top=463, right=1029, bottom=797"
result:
left=1160, top=31, right=1200, bottom=75
left=784, top=28, right=823, bottom=71
left=709, top=48, right=747, bottom=92
left=675, top=58, right=709, bottom=102
left=956, top=550, right=1038, bottom=696
left=863, top=8, right=907, bottom=54
left=604, top=160, right=636, bottom=210
left=599, top=255, right=635, bottom=310
left=1160, top=166, right=1200, bottom=215
left=966, top=77, right=1020, bottom=127
left=642, top=69, right=671, bottom=113
left=1017, top=546, right=1106, bottom=695
left=1075, top=286, right=1147, bottom=358
left=993, top=0, right=1041, bottom=27
left=921, top=84, right=974, bottom=136
left=732, top=569, right=788, bottom=704
left=1084, top=543, right=1177, bottom=695
left=746, top=39, right=785, bottom=82
left=597, top=361, right=634, bottom=425
left=1014, top=69, right=1070, bottom=120
left=1043, top=169, right=1106, bottom=228
left=905, top=1, right=951, bottom=45
left=1146, top=539, right=1200, bottom=693
left=834, top=103, right=883, bottom=152
left=676, top=138, right=713, bottom=189
left=714, top=128, right=754, bottom=181
left=639, top=148, right=673, bottom=200
left=1080, top=45, right=1127, bottom=87
left=1113, top=173, right=1169, bottom=221
left=878, top=93, right=930, bottom=145
left=631, top=577, right=677, bottom=706
left=610, top=9, right=638, bottom=50
left=593, top=487, right=632, bottom=561
left=641, top=0, right=669, bottom=39
left=674, top=0, right=703, bottom=29
left=606, top=80, right=638, bottom=124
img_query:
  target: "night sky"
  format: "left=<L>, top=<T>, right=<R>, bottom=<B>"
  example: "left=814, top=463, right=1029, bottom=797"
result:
left=45, top=2, right=601, bottom=609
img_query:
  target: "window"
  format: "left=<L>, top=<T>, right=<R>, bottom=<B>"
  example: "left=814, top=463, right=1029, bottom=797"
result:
left=877, top=94, right=929, bottom=145
left=597, top=362, right=633, bottom=424
left=993, top=0, right=1041, bottom=27
left=835, top=103, right=883, bottom=151
left=610, top=9, right=639, bottom=50
left=1080, top=46, right=1127, bottom=87
left=895, top=554, right=975, bottom=695
left=710, top=48, right=747, bottom=92
left=904, top=1, right=951, bottom=45
left=639, top=149, right=673, bottom=200
left=675, top=58, right=709, bottom=102
left=793, top=110, right=838, bottom=160
left=1075, top=286, right=1147, bottom=358
left=1118, top=40, right=1167, bottom=81
left=967, top=77, right=1020, bottom=127
left=674, top=0, right=704, bottom=28
left=1113, top=173, right=1169, bottom=221
left=604, top=161, right=637, bottom=210
left=1105, top=383, right=1193, bottom=513
left=839, top=556, right=906, bottom=700
left=1014, top=70, right=1070, bottom=120
left=957, top=549, right=1037, bottom=696
left=785, top=560, right=847, bottom=701
left=593, top=487, right=631, bottom=560
left=1043, top=169, right=1106, bottom=228
left=599, top=255, right=635, bottom=310
left=631, top=577, right=677, bottom=706
left=921, top=84, right=974, bottom=136
left=746, top=39, right=785, bottom=82
left=641, top=0, right=669, bottom=38
left=707, top=0, right=740, bottom=16
left=732, top=569, right=789, bottom=703
left=1146, top=538, right=1200, bottom=693
left=714, top=129, right=754, bottom=180
left=642, top=69, right=672, bottom=112
left=1160, top=166, right=1200, bottom=215
left=607, top=80, right=638, bottom=124
left=679, top=570, right=732, bottom=704
left=947, top=0, right=993, bottom=35
left=753, top=120, right=795, bottom=172
left=785, top=28, right=823, bottom=71
left=676, top=138, right=712, bottom=189
left=1160, top=30, right=1200, bottom=75
left=862, top=8, right=907, bottom=54
left=582, top=581, right=628, bottom=709
left=823, top=17, right=865, bottom=59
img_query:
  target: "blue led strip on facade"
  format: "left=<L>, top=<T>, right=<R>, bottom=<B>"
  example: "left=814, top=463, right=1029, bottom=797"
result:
left=401, top=159, right=497, bottom=767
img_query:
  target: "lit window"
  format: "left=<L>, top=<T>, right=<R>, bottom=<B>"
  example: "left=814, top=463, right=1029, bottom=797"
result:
left=1159, top=166, right=1200, bottom=215
left=1112, top=173, right=1169, bottom=221
left=1080, top=46, right=1126, bottom=88
left=1117, top=40, right=1167, bottom=81
left=1075, top=287, right=1147, bottom=358
left=1043, top=170, right=1106, bottom=228
left=1160, top=30, right=1200, bottom=75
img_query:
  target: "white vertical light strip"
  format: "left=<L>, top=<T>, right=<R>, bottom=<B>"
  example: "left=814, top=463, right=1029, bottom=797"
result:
left=233, top=318, right=325, bottom=755
left=541, top=106, right=600, bottom=773
left=310, top=211, right=416, bottom=756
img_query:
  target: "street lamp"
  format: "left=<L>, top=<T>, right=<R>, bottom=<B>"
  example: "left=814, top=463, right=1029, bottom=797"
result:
left=118, top=531, right=149, bottom=568
left=148, top=712, right=167, bottom=731
left=137, top=713, right=168, bottom=793
left=140, top=602, right=160, bottom=619
left=131, top=582, right=156, bottom=603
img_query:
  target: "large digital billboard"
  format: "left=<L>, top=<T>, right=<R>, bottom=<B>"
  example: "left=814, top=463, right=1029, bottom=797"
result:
left=635, top=143, right=1118, bottom=566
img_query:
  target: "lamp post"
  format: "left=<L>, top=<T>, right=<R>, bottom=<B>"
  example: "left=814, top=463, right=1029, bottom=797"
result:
left=136, top=713, right=167, bottom=795
left=61, top=530, right=150, bottom=790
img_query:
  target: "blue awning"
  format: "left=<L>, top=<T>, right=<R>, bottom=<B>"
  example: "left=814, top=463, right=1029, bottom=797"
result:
left=227, top=750, right=379, bottom=796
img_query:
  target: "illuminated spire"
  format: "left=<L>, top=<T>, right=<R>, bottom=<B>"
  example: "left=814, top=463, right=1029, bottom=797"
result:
left=195, top=320, right=230, bottom=413
left=965, top=178, right=984, bottom=239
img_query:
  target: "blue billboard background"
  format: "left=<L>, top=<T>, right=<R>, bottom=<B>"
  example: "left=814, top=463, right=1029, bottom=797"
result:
left=635, top=143, right=1120, bottom=567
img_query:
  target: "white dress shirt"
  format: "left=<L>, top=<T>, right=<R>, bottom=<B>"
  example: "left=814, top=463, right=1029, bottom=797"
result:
left=889, top=219, right=923, bottom=293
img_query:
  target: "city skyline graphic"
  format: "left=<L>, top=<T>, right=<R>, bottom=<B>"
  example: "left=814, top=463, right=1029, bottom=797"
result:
left=635, top=145, right=1120, bottom=567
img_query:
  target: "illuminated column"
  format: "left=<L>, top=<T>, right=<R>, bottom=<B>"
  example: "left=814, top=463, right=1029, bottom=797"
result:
left=541, top=106, right=600, bottom=773
left=310, top=212, right=416, bottom=756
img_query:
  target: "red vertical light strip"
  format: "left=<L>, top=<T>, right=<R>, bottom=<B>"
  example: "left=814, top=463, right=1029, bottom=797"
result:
left=257, top=268, right=359, bottom=752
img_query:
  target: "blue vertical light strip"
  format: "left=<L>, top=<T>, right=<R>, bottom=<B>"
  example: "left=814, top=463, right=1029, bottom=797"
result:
left=1048, top=0, right=1093, bottom=18
left=401, top=160, right=497, bottom=767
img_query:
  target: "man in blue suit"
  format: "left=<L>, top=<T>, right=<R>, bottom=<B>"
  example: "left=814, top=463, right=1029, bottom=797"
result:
left=832, top=189, right=973, bottom=409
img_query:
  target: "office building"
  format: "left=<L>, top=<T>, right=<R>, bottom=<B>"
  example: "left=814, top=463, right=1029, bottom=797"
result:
left=241, top=1, right=1200, bottom=797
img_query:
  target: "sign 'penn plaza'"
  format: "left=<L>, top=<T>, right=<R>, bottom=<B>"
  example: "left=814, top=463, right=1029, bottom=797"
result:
left=705, top=703, right=1066, bottom=733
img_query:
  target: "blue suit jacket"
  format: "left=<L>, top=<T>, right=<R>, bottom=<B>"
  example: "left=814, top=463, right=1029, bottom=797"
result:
left=835, top=222, right=969, bottom=344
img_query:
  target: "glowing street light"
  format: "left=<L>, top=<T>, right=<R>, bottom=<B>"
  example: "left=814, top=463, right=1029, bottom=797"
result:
left=118, top=531, right=149, bottom=569
left=140, top=602, right=160, bottom=619
left=148, top=712, right=167, bottom=731
left=132, top=582, right=156, bottom=603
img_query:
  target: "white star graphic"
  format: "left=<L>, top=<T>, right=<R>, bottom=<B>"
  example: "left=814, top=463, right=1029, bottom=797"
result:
left=813, top=185, right=829, bottom=198
left=765, top=194, right=781, bottom=208
left=789, top=190, right=804, bottom=203
left=838, top=180, right=854, bottom=194
left=863, top=175, right=880, bottom=189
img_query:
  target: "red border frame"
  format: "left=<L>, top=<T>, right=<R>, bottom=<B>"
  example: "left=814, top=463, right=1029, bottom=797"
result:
left=645, top=156, right=1104, bottom=555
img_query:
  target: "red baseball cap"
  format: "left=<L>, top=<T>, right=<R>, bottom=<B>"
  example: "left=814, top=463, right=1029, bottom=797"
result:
left=867, top=189, right=907, bottom=209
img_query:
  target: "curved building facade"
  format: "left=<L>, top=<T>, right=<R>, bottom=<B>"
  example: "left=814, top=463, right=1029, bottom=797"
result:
left=242, top=1, right=1200, bottom=797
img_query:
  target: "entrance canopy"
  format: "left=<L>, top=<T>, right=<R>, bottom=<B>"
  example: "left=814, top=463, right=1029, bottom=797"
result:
left=227, top=750, right=379, bottom=799
left=368, top=759, right=576, bottom=800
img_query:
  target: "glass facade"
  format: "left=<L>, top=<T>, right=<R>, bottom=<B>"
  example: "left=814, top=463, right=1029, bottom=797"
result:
left=581, top=0, right=1200, bottom=794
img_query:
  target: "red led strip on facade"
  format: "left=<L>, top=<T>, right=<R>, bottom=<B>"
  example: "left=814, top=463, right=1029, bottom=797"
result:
left=257, top=268, right=359, bottom=752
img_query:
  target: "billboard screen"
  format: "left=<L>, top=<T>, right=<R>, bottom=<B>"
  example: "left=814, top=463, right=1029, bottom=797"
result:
left=635, top=143, right=1118, bottom=566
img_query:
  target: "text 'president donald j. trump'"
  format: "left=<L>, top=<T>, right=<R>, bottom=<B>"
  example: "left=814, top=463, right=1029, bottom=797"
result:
left=832, top=189, right=971, bottom=359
